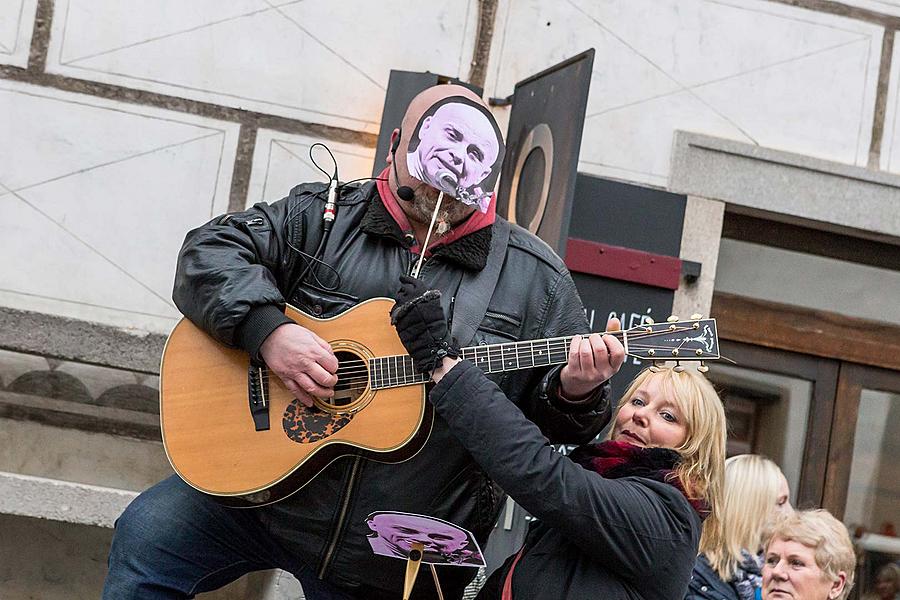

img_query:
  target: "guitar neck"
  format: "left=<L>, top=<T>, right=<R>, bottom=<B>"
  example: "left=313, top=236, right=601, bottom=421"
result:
left=369, top=331, right=627, bottom=389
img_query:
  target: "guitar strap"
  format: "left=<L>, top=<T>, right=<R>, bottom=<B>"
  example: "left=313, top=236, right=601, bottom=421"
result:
left=450, top=218, right=510, bottom=347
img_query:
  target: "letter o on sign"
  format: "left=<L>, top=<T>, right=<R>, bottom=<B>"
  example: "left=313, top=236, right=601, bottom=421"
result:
left=506, top=123, right=554, bottom=234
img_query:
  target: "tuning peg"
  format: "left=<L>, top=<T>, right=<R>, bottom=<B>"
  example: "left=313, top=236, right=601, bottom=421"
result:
left=673, top=361, right=685, bottom=373
left=690, top=313, right=702, bottom=320
left=644, top=317, right=654, bottom=325
left=667, top=315, right=679, bottom=323
left=697, top=361, right=709, bottom=373
left=649, top=361, right=663, bottom=373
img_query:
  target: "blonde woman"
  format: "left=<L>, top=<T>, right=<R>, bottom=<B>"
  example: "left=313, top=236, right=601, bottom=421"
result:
left=686, top=455, right=792, bottom=600
left=391, top=277, right=727, bottom=599
left=762, top=509, right=856, bottom=600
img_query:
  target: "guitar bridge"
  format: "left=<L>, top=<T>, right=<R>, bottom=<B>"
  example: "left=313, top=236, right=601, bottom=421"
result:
left=248, top=364, right=270, bottom=431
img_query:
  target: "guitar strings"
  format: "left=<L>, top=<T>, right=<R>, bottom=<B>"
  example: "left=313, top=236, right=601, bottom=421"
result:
left=324, top=327, right=706, bottom=373
left=325, top=342, right=707, bottom=374
left=309, top=341, right=711, bottom=381
left=310, top=344, right=711, bottom=387
left=258, top=327, right=714, bottom=388
left=321, top=335, right=710, bottom=379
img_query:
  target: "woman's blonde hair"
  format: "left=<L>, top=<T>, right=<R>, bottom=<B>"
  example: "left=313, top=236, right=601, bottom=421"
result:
left=612, top=367, right=727, bottom=546
left=702, top=454, right=787, bottom=581
left=762, top=509, right=856, bottom=600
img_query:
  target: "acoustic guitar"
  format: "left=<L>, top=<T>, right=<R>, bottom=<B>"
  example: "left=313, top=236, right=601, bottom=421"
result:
left=160, top=298, right=719, bottom=507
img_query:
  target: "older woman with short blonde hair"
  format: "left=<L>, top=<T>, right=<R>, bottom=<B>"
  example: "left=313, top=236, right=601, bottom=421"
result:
left=762, top=509, right=856, bottom=600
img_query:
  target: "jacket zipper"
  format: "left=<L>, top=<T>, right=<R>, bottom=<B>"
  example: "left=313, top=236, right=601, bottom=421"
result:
left=320, top=247, right=416, bottom=578
left=409, top=253, right=425, bottom=276
left=317, top=455, right=362, bottom=579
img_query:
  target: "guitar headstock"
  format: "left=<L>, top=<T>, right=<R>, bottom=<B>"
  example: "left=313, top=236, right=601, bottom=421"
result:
left=623, top=317, right=719, bottom=363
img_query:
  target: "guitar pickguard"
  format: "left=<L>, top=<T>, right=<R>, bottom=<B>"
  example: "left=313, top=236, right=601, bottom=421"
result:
left=282, top=399, right=353, bottom=444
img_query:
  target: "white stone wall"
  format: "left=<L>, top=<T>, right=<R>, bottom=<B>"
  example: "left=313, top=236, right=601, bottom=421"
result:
left=485, top=0, right=885, bottom=186
left=247, top=130, right=376, bottom=207
left=0, top=80, right=240, bottom=332
left=45, top=0, right=479, bottom=133
left=3, top=0, right=899, bottom=333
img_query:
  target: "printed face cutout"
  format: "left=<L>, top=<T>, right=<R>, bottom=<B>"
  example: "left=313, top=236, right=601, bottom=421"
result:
left=405, top=96, right=505, bottom=213
left=365, top=511, right=485, bottom=567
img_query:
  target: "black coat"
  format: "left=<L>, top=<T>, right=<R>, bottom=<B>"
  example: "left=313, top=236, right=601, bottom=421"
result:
left=430, top=361, right=703, bottom=600
left=684, top=555, right=741, bottom=600
left=172, top=181, right=611, bottom=598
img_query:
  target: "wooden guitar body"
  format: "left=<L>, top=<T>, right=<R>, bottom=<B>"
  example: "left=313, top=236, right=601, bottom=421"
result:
left=160, top=298, right=429, bottom=507
left=160, top=296, right=719, bottom=507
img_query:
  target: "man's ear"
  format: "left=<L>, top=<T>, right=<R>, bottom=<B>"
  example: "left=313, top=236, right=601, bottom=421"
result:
left=366, top=519, right=378, bottom=533
left=386, top=128, right=401, bottom=163
left=828, top=572, right=847, bottom=599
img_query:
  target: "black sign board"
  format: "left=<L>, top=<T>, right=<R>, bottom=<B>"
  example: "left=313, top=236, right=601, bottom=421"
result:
left=495, top=49, right=594, bottom=256
left=568, top=173, right=687, bottom=403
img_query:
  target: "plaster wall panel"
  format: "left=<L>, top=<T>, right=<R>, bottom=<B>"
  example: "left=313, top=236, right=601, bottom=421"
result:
left=46, top=0, right=479, bottom=134
left=0, top=0, right=37, bottom=67
left=486, top=0, right=882, bottom=187
left=0, top=81, right=239, bottom=333
left=247, top=130, right=376, bottom=207
left=881, top=35, right=900, bottom=172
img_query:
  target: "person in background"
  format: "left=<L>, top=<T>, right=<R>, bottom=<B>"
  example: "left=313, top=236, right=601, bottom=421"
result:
left=863, top=563, right=900, bottom=600
left=686, top=454, right=793, bottom=600
left=762, top=509, right=856, bottom=600
left=390, top=275, right=727, bottom=599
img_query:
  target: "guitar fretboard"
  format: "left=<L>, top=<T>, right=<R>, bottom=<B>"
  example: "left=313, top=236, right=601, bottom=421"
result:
left=369, top=334, right=621, bottom=390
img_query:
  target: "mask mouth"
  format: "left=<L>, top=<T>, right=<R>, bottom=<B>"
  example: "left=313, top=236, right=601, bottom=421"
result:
left=436, top=169, right=459, bottom=192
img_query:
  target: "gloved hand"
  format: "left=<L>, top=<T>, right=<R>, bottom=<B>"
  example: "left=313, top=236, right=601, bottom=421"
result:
left=390, top=274, right=459, bottom=373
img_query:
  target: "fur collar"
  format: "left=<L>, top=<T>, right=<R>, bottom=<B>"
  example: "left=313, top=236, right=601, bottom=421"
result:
left=359, top=188, right=492, bottom=271
left=570, top=440, right=710, bottom=518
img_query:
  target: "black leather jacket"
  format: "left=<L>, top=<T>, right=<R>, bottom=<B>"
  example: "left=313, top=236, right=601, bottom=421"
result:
left=172, top=181, right=612, bottom=598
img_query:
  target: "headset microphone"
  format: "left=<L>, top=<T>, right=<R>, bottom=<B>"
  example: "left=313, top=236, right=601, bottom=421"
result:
left=390, top=131, right=415, bottom=202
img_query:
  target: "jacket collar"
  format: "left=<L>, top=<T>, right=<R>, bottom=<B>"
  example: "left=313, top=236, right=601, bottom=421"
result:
left=360, top=173, right=494, bottom=271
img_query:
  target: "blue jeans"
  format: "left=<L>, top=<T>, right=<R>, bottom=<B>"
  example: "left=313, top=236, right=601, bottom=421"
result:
left=103, top=475, right=353, bottom=599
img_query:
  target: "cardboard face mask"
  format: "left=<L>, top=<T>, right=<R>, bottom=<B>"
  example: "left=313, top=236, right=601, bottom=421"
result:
left=365, top=511, right=486, bottom=567
left=405, top=96, right=505, bottom=213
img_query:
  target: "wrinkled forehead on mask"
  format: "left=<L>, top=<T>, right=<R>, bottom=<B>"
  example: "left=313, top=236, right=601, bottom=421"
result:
left=401, top=86, right=506, bottom=212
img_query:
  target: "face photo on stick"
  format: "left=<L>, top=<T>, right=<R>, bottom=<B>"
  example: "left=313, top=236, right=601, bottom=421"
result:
left=365, top=511, right=485, bottom=567
left=405, top=96, right=505, bottom=213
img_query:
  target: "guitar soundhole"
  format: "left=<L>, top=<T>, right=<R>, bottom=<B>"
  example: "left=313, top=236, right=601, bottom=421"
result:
left=324, top=350, right=369, bottom=409
left=282, top=349, right=368, bottom=444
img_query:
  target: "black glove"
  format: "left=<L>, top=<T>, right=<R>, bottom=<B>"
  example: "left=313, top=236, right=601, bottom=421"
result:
left=390, top=274, right=459, bottom=373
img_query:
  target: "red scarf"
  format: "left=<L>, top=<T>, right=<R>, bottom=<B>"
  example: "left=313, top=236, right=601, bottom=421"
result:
left=375, top=166, right=496, bottom=257
left=569, top=440, right=710, bottom=518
